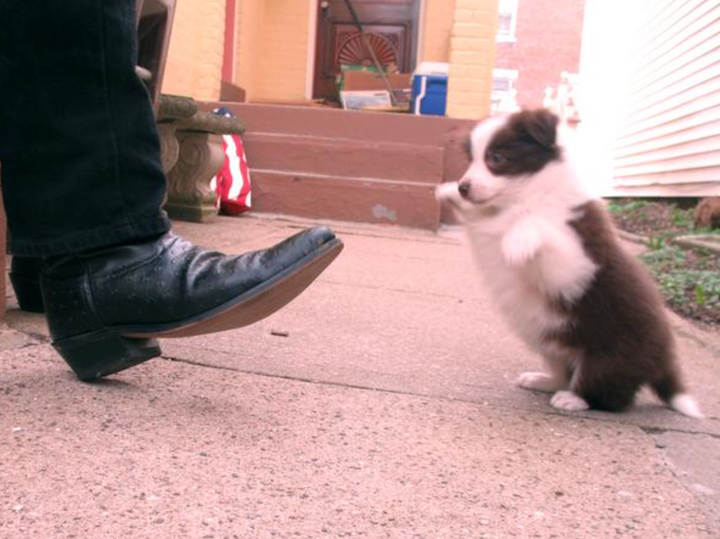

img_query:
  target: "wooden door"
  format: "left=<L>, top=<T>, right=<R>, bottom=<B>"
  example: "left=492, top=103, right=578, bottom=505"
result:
left=313, top=0, right=420, bottom=101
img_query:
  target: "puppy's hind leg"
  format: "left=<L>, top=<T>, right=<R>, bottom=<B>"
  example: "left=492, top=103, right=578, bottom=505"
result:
left=567, top=354, right=640, bottom=413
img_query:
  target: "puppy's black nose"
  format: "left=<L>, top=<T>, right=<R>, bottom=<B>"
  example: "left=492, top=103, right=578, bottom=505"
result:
left=458, top=181, right=470, bottom=198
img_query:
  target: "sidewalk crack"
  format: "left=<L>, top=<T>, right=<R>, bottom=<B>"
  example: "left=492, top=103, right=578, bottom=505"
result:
left=640, top=425, right=720, bottom=440
left=161, top=354, right=720, bottom=436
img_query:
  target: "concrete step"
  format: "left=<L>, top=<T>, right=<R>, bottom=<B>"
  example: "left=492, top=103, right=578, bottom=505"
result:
left=204, top=102, right=475, bottom=229
left=243, top=133, right=443, bottom=184
left=250, top=169, right=439, bottom=229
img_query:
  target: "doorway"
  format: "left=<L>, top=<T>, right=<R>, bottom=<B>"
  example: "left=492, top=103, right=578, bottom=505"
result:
left=312, top=0, right=421, bottom=101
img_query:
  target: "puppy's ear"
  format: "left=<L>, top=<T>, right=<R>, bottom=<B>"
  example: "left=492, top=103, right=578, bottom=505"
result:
left=522, top=109, right=559, bottom=149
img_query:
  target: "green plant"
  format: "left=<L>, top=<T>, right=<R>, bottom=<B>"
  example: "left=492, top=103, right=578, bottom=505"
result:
left=647, top=236, right=666, bottom=251
left=692, top=226, right=720, bottom=235
left=641, top=246, right=720, bottom=311
left=695, top=284, right=706, bottom=307
left=641, top=245, right=686, bottom=266
left=671, top=206, right=693, bottom=229
left=610, top=197, right=720, bottom=325
left=607, top=199, right=649, bottom=214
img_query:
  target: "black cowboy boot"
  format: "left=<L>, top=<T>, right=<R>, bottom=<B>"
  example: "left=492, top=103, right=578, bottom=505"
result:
left=9, top=256, right=45, bottom=313
left=41, top=227, right=343, bottom=381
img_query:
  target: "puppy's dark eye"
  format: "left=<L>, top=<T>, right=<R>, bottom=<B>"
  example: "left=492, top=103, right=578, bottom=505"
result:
left=486, top=151, right=507, bottom=167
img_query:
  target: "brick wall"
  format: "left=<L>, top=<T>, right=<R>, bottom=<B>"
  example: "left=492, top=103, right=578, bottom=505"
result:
left=234, top=0, right=263, bottom=101
left=162, top=0, right=313, bottom=103
left=446, top=0, right=499, bottom=119
left=252, top=0, right=311, bottom=102
left=495, top=0, right=586, bottom=108
left=160, top=0, right=500, bottom=118
left=163, top=0, right=227, bottom=100
left=421, top=0, right=457, bottom=63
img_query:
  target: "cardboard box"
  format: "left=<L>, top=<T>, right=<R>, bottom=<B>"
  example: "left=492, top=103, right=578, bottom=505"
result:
left=341, top=70, right=413, bottom=93
left=341, top=70, right=413, bottom=107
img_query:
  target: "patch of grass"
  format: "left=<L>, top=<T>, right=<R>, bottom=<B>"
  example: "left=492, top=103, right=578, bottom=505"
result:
left=671, top=206, right=693, bottom=229
left=693, top=226, right=720, bottom=236
left=607, top=199, right=649, bottom=214
left=647, top=236, right=667, bottom=251
left=610, top=199, right=720, bottom=237
left=609, top=198, right=720, bottom=327
left=640, top=245, right=720, bottom=317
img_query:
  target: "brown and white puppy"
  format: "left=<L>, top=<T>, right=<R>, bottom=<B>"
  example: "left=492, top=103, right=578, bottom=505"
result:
left=436, top=109, right=702, bottom=417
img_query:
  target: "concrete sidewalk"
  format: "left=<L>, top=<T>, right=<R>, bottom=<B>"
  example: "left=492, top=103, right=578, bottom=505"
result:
left=1, top=215, right=718, bottom=539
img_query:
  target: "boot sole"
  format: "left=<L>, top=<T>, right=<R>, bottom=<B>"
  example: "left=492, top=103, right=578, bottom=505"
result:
left=123, top=237, right=343, bottom=338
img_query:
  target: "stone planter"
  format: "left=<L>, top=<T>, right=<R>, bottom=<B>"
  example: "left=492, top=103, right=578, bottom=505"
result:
left=157, top=95, right=245, bottom=223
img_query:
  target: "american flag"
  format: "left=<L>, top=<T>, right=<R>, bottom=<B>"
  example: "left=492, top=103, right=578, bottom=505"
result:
left=210, top=107, right=252, bottom=216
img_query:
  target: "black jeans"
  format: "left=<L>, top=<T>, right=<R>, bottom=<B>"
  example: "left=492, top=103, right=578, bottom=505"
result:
left=0, top=0, right=170, bottom=256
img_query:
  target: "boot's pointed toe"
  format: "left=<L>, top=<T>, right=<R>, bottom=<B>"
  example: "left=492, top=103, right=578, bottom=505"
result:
left=41, top=227, right=343, bottom=381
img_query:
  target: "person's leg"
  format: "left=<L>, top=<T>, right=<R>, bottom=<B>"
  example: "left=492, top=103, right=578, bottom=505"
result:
left=0, top=0, right=169, bottom=255
left=0, top=0, right=343, bottom=381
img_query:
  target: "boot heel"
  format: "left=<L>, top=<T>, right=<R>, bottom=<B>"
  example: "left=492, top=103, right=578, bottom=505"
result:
left=52, top=330, right=161, bottom=381
left=9, top=273, right=45, bottom=313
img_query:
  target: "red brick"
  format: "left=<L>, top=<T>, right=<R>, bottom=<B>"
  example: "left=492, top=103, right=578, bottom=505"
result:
left=495, top=0, right=587, bottom=108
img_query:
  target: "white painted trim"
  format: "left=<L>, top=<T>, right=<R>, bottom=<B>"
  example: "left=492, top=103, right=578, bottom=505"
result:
left=305, top=0, right=319, bottom=99
left=230, top=0, right=239, bottom=82
left=493, top=68, right=519, bottom=80
left=606, top=181, right=720, bottom=197
left=416, top=0, right=427, bottom=66
left=414, top=75, right=427, bottom=115
left=496, top=0, right=518, bottom=42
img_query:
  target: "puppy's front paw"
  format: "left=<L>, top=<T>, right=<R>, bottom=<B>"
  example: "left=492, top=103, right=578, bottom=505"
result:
left=517, top=372, right=564, bottom=393
left=435, top=182, right=461, bottom=203
left=550, top=390, right=589, bottom=412
left=501, top=222, right=541, bottom=266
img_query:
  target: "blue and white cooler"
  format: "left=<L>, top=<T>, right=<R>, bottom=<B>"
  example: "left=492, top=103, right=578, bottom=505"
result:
left=411, top=62, right=449, bottom=116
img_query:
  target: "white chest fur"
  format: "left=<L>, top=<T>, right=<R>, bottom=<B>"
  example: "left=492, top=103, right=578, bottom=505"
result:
left=463, top=204, right=597, bottom=349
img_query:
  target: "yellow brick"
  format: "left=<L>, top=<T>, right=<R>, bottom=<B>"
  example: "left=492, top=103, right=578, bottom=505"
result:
left=455, top=9, right=499, bottom=24
left=443, top=0, right=498, bottom=119
left=448, top=88, right=486, bottom=100
left=245, top=0, right=311, bottom=101
left=454, top=0, right=496, bottom=10
left=420, top=0, right=456, bottom=63
left=161, top=0, right=311, bottom=101
left=451, top=64, right=492, bottom=79
left=163, top=0, right=227, bottom=99
left=451, top=37, right=493, bottom=52
left=449, top=78, right=493, bottom=93
left=452, top=23, right=494, bottom=38
left=451, top=50, right=493, bottom=65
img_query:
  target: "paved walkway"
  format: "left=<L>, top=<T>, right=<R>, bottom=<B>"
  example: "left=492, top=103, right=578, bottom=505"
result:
left=1, top=214, right=718, bottom=539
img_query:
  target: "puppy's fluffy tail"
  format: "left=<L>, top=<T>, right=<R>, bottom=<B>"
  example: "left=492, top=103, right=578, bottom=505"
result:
left=669, top=394, right=703, bottom=419
left=651, top=372, right=703, bottom=418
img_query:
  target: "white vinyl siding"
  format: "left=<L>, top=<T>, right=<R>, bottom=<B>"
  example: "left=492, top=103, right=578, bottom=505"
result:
left=612, top=0, right=720, bottom=195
